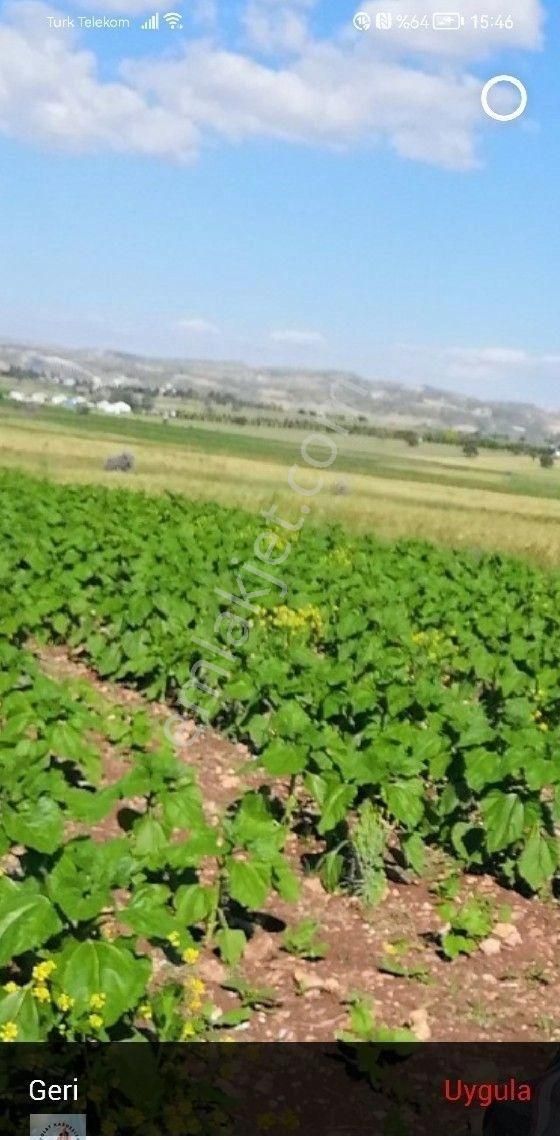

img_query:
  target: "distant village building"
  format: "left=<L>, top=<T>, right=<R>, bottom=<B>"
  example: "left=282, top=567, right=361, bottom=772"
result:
left=9, top=390, right=25, bottom=402
left=97, top=399, right=132, bottom=416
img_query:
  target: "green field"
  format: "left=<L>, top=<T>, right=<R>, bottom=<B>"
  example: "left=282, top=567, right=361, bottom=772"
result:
left=2, top=406, right=560, bottom=565
left=1, top=468, right=560, bottom=1047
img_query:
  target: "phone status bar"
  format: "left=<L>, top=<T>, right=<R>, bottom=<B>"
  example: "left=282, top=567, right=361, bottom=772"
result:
left=353, top=11, right=516, bottom=33
left=45, top=11, right=184, bottom=31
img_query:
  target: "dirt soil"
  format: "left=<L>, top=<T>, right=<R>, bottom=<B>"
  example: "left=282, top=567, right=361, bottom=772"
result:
left=35, top=642, right=560, bottom=1045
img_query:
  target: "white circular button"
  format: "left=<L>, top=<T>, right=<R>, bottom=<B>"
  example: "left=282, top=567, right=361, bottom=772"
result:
left=481, top=75, right=528, bottom=122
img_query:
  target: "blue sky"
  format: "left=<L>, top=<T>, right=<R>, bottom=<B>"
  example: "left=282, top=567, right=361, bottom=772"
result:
left=0, top=0, right=558, bottom=406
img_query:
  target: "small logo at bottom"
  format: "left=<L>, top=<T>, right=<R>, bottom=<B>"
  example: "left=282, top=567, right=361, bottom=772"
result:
left=30, top=1115, right=86, bottom=1140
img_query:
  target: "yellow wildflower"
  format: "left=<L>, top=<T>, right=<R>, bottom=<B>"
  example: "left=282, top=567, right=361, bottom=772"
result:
left=32, top=960, right=56, bottom=983
left=180, top=1021, right=196, bottom=1040
left=0, top=1021, right=18, bottom=1042
left=168, top=931, right=181, bottom=948
left=89, top=992, right=106, bottom=1011
left=258, top=603, right=323, bottom=640
left=185, top=977, right=205, bottom=996
left=182, top=947, right=199, bottom=965
left=88, top=1014, right=104, bottom=1031
left=56, top=993, right=74, bottom=1013
left=3, top=982, right=18, bottom=994
left=138, top=1003, right=152, bottom=1019
left=31, top=984, right=50, bottom=1004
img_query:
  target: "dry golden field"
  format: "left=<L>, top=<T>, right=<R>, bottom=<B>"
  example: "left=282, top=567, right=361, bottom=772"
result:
left=2, top=410, right=560, bottom=565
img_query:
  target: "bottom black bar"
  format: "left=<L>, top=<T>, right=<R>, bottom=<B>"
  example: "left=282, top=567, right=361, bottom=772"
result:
left=1, top=1044, right=560, bottom=1134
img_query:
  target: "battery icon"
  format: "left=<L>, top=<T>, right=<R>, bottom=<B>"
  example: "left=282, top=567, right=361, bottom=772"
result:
left=433, top=12, right=464, bottom=29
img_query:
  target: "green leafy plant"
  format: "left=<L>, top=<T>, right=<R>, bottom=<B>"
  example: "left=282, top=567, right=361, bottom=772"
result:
left=222, top=973, right=280, bottom=1010
left=3, top=469, right=560, bottom=1042
left=348, top=802, right=389, bottom=907
left=281, top=919, right=328, bottom=961
left=338, top=994, right=416, bottom=1043
left=377, top=959, right=431, bottom=984
left=437, top=895, right=494, bottom=960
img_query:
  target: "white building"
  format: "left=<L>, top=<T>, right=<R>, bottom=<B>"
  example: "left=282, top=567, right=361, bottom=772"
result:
left=9, top=390, right=25, bottom=402
left=97, top=399, right=132, bottom=416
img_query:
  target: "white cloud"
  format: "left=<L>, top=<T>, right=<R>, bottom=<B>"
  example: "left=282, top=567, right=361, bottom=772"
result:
left=177, top=317, right=220, bottom=335
left=190, top=0, right=218, bottom=29
left=243, top=0, right=316, bottom=55
left=389, top=342, right=560, bottom=400
left=0, top=2, right=197, bottom=158
left=126, top=42, right=482, bottom=168
left=270, top=328, right=325, bottom=345
left=0, top=0, right=546, bottom=169
left=446, top=346, right=530, bottom=367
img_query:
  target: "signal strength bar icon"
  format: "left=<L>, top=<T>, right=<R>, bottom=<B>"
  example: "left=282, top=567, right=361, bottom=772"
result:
left=140, top=12, right=159, bottom=29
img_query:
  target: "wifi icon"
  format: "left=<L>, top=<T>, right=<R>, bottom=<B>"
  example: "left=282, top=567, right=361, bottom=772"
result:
left=163, top=10, right=183, bottom=28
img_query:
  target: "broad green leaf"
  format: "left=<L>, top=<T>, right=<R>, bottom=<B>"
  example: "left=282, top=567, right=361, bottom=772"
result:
left=317, top=781, right=355, bottom=835
left=385, top=780, right=424, bottom=828
left=226, top=859, right=271, bottom=909
left=56, top=940, right=151, bottom=1026
left=0, top=986, right=41, bottom=1041
left=4, top=797, right=63, bottom=855
left=482, top=790, right=525, bottom=853
left=402, top=832, right=426, bottom=875
left=48, top=846, right=111, bottom=923
left=0, top=879, right=62, bottom=967
left=162, top=785, right=205, bottom=830
left=215, top=927, right=247, bottom=967
left=272, top=860, right=300, bottom=903
left=270, top=702, right=311, bottom=739
left=174, top=884, right=213, bottom=926
left=517, top=827, right=557, bottom=892
left=119, top=885, right=177, bottom=939
left=132, top=817, right=169, bottom=866
left=260, top=740, right=306, bottom=776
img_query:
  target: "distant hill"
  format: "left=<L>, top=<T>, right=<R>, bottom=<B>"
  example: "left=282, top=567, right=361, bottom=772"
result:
left=1, top=340, right=559, bottom=441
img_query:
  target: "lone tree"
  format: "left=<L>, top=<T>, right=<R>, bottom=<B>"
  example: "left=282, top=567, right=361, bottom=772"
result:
left=462, top=440, right=479, bottom=458
left=540, top=452, right=555, bottom=469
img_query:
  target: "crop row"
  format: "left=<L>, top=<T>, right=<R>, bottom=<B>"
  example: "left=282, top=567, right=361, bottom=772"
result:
left=1, top=470, right=560, bottom=1037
